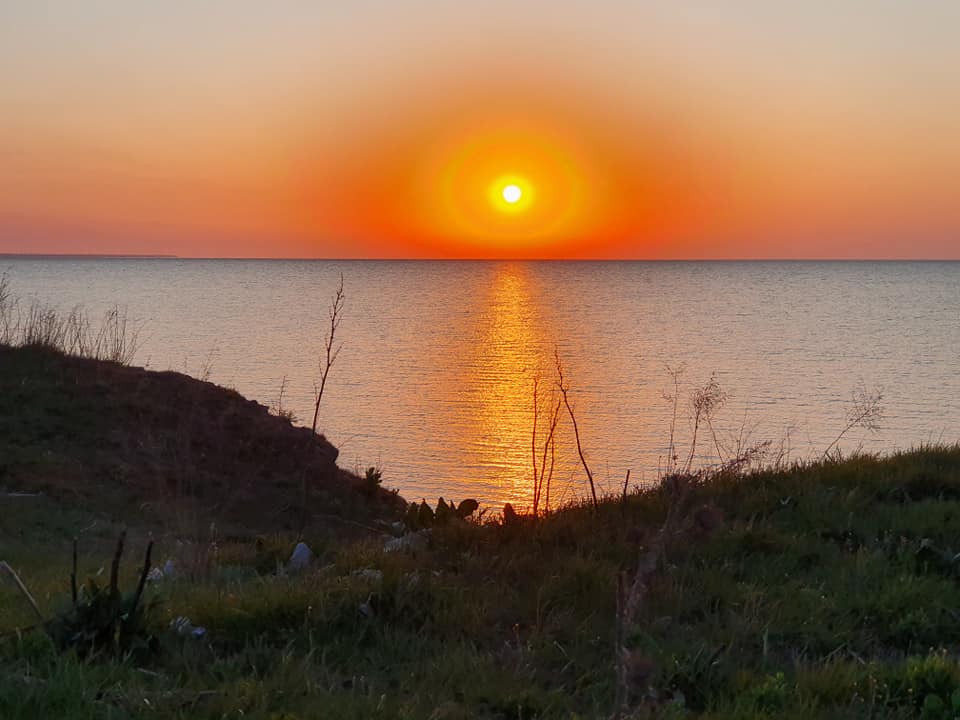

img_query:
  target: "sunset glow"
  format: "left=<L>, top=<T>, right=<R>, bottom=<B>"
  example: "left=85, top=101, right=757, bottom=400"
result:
left=1, top=3, right=958, bottom=259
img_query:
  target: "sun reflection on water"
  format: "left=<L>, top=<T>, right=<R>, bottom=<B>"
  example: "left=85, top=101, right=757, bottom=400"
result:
left=461, top=263, right=558, bottom=507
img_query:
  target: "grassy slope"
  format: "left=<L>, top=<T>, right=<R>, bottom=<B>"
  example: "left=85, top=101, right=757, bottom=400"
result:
left=0, top=345, right=401, bottom=533
left=4, top=447, right=960, bottom=719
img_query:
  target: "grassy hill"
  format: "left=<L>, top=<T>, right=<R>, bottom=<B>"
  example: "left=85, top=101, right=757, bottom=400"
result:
left=3, top=347, right=960, bottom=718
left=5, top=453, right=960, bottom=717
left=0, top=344, right=402, bottom=534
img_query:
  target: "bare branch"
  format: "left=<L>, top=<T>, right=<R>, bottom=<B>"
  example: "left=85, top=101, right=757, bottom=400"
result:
left=0, top=561, right=45, bottom=624
left=302, top=274, right=346, bottom=532
left=531, top=372, right=540, bottom=509
left=555, top=348, right=598, bottom=511
left=311, top=273, right=345, bottom=436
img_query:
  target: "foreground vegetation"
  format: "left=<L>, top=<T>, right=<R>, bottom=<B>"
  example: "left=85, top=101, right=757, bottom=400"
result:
left=5, top=446, right=960, bottom=718
left=3, top=276, right=959, bottom=717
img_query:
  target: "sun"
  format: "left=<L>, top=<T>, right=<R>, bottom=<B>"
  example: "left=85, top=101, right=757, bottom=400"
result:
left=502, top=184, right=522, bottom=204
left=489, top=174, right=534, bottom=214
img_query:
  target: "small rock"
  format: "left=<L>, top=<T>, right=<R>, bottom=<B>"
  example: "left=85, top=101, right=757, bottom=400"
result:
left=383, top=530, right=429, bottom=554
left=162, top=559, right=176, bottom=577
left=358, top=594, right=374, bottom=618
left=146, top=567, right=165, bottom=583
left=170, top=616, right=207, bottom=639
left=288, top=542, right=313, bottom=571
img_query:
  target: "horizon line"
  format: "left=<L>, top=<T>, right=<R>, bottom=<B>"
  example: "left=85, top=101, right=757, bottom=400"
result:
left=3, top=253, right=960, bottom=263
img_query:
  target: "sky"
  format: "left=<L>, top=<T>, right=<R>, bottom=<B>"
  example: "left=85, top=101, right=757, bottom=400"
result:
left=1, top=1, right=958, bottom=259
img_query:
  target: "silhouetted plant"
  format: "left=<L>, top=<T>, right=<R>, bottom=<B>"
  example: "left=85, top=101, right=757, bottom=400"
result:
left=403, top=497, right=479, bottom=530
left=555, top=348, right=599, bottom=511
left=662, top=363, right=686, bottom=475
left=45, top=533, right=160, bottom=659
left=0, top=272, right=13, bottom=344
left=269, top=375, right=298, bottom=423
left=823, top=381, right=885, bottom=459
left=531, top=370, right=562, bottom=516
left=363, top=466, right=384, bottom=498
left=683, top=372, right=728, bottom=473
left=310, top=273, right=345, bottom=437
left=301, top=274, right=345, bottom=530
left=0, top=274, right=142, bottom=363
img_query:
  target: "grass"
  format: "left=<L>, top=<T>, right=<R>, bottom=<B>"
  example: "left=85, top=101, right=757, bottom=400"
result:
left=5, top=447, right=960, bottom=718
left=0, top=272, right=142, bottom=365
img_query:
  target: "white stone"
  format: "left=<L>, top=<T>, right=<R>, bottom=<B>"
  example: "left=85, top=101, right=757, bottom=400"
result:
left=170, top=616, right=206, bottom=639
left=288, top=541, right=313, bottom=571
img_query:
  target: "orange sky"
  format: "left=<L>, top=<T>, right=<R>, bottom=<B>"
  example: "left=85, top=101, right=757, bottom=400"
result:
left=1, top=3, right=958, bottom=259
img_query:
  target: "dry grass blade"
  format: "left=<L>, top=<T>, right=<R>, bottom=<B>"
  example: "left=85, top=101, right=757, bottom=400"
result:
left=0, top=560, right=46, bottom=624
left=0, top=274, right=143, bottom=364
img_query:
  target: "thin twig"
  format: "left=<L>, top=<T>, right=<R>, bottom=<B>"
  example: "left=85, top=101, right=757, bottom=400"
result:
left=0, top=561, right=45, bottom=624
left=70, top=538, right=78, bottom=609
left=109, top=531, right=126, bottom=598
left=532, top=378, right=562, bottom=516
left=128, top=540, right=154, bottom=617
left=302, top=275, right=345, bottom=532
left=531, top=373, right=540, bottom=511
left=310, top=274, right=345, bottom=436
left=664, top=364, right=684, bottom=476
left=555, top=349, right=598, bottom=511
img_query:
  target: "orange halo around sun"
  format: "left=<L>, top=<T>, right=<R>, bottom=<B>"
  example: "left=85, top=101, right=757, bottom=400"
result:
left=296, top=95, right=708, bottom=258
left=414, top=125, right=591, bottom=251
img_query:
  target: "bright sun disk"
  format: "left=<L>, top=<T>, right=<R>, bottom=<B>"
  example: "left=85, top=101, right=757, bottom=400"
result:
left=502, top=184, right=522, bottom=204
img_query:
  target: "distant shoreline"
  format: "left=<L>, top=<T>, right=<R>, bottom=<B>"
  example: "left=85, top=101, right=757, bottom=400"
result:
left=0, top=253, right=179, bottom=259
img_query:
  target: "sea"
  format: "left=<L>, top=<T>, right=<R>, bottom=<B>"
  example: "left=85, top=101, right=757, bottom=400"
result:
left=4, top=258, right=959, bottom=508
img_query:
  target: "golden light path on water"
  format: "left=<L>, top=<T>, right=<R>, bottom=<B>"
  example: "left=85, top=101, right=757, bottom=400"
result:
left=469, top=265, right=549, bottom=506
left=454, top=263, right=622, bottom=509
left=387, top=260, right=602, bottom=509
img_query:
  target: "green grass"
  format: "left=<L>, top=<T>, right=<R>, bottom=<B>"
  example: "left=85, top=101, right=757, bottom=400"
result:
left=4, top=447, right=960, bottom=718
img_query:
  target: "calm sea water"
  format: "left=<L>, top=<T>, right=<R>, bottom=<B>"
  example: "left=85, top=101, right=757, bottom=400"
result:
left=5, top=259, right=959, bottom=508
